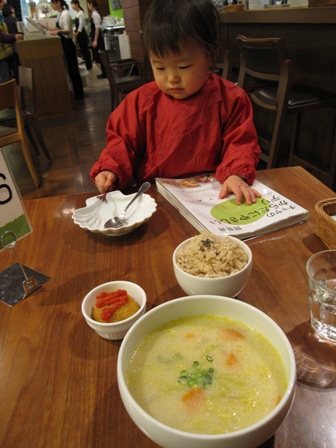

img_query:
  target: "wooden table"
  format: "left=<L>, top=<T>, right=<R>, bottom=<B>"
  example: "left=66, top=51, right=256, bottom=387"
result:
left=0, top=166, right=335, bottom=448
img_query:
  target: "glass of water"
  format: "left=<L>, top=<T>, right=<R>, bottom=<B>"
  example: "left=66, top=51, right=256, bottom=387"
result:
left=306, top=250, right=336, bottom=343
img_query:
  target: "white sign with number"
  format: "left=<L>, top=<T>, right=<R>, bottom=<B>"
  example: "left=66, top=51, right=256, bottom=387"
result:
left=0, top=149, right=32, bottom=250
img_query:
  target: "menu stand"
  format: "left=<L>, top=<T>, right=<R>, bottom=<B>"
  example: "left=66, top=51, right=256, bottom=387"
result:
left=0, top=231, right=50, bottom=306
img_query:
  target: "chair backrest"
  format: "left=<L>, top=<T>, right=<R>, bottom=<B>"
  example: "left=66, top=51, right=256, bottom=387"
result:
left=99, top=49, right=119, bottom=110
left=18, top=65, right=33, bottom=90
left=236, top=35, right=294, bottom=111
left=99, top=50, right=144, bottom=110
left=0, top=78, right=39, bottom=187
left=0, top=79, right=23, bottom=131
left=99, top=49, right=117, bottom=89
left=18, top=65, right=35, bottom=114
left=212, top=49, right=234, bottom=81
left=0, top=78, right=17, bottom=111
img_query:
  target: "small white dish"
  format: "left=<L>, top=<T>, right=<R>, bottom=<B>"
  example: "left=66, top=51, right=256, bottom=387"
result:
left=82, top=280, right=147, bottom=340
left=72, top=190, right=157, bottom=236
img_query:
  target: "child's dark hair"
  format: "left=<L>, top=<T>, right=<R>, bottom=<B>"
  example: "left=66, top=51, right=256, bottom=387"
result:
left=142, top=0, right=219, bottom=63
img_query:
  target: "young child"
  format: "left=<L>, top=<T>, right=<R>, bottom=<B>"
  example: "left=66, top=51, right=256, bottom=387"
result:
left=90, top=0, right=261, bottom=205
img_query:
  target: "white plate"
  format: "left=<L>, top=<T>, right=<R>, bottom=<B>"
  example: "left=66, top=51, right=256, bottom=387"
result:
left=72, top=191, right=157, bottom=236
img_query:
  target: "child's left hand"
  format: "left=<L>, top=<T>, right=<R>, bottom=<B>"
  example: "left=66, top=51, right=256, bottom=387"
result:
left=219, top=175, right=261, bottom=205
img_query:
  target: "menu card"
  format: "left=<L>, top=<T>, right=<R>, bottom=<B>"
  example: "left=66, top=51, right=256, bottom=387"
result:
left=155, top=173, right=309, bottom=239
left=0, top=149, right=31, bottom=251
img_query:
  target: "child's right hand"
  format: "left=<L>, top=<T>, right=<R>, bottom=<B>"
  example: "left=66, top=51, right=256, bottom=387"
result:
left=95, top=171, right=117, bottom=193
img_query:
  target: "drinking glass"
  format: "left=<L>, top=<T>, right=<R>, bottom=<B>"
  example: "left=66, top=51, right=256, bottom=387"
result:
left=306, top=250, right=336, bottom=342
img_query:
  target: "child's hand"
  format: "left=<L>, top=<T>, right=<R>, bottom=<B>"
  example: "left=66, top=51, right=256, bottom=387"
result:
left=219, top=175, right=261, bottom=205
left=95, top=171, right=117, bottom=193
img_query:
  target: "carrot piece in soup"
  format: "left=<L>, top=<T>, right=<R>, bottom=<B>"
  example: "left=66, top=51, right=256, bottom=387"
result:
left=182, top=387, right=205, bottom=407
left=225, top=352, right=238, bottom=366
left=185, top=332, right=195, bottom=339
left=220, top=328, right=245, bottom=341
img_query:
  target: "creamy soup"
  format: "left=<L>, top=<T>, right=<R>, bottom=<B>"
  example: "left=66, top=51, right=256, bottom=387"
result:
left=126, top=315, right=287, bottom=435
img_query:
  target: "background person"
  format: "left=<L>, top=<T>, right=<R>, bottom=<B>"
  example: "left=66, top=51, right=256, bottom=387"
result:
left=87, top=0, right=106, bottom=79
left=43, top=0, right=84, bottom=100
left=2, top=3, right=20, bottom=82
left=90, top=0, right=261, bottom=206
left=70, top=0, right=92, bottom=71
left=0, top=0, right=17, bottom=83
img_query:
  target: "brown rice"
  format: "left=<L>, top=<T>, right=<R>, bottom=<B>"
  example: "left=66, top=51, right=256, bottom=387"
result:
left=176, top=231, right=248, bottom=278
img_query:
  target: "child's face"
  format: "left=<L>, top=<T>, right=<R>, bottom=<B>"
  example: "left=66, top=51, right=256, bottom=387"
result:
left=149, top=39, right=212, bottom=100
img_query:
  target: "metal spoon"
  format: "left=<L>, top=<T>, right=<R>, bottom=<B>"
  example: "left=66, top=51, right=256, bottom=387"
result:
left=104, top=182, right=151, bottom=228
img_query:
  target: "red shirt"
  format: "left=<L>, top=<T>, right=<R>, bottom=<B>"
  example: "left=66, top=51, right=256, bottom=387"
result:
left=90, top=73, right=261, bottom=189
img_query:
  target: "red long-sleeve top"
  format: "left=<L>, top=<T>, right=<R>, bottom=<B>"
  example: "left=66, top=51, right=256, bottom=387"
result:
left=90, top=73, right=261, bottom=190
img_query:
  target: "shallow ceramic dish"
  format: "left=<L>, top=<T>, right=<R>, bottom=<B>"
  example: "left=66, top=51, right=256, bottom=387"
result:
left=72, top=190, right=157, bottom=236
left=117, top=295, right=296, bottom=448
left=82, top=280, right=147, bottom=340
left=173, top=235, right=252, bottom=297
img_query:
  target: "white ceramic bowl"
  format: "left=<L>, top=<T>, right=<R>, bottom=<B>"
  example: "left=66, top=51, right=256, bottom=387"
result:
left=81, top=281, right=146, bottom=339
left=117, top=295, right=296, bottom=448
left=173, top=235, right=252, bottom=297
left=72, top=190, right=157, bottom=236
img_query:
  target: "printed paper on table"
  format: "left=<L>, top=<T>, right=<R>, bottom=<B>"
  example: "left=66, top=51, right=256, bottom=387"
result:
left=155, top=174, right=309, bottom=239
left=0, top=149, right=32, bottom=251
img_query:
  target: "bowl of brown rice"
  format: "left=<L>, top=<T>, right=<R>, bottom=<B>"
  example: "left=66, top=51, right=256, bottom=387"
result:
left=173, top=231, right=252, bottom=297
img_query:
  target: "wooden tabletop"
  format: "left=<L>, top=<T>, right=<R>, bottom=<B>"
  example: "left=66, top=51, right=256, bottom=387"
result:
left=0, top=166, right=335, bottom=448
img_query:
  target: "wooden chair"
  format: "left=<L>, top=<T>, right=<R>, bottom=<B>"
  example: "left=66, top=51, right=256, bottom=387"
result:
left=236, top=35, right=336, bottom=187
left=0, top=66, right=52, bottom=162
left=213, top=48, right=270, bottom=90
left=99, top=50, right=144, bottom=111
left=0, top=78, right=39, bottom=187
left=212, top=49, right=234, bottom=80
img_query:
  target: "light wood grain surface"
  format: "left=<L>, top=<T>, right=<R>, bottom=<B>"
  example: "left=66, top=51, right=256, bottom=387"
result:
left=0, top=166, right=335, bottom=448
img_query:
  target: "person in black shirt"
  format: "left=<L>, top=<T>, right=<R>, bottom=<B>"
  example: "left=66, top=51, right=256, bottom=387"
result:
left=71, top=0, right=92, bottom=71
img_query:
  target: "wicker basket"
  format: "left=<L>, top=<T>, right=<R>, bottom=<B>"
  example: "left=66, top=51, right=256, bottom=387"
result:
left=315, top=198, right=336, bottom=249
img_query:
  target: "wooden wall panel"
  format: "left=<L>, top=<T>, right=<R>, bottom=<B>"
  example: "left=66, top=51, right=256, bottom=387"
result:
left=219, top=8, right=336, bottom=181
left=123, top=0, right=152, bottom=64
left=96, top=0, right=110, bottom=17
left=220, top=8, right=336, bottom=91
